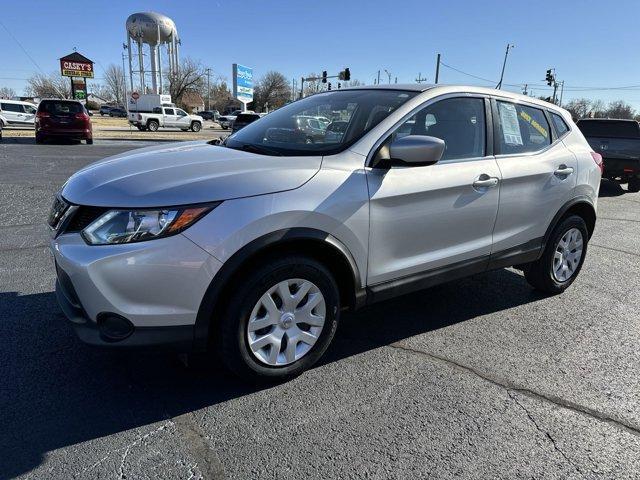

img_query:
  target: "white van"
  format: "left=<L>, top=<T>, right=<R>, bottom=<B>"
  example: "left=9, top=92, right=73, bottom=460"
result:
left=0, top=100, right=38, bottom=127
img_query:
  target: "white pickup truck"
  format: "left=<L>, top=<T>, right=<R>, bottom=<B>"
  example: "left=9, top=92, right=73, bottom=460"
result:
left=129, top=106, right=203, bottom=132
left=127, top=94, right=203, bottom=132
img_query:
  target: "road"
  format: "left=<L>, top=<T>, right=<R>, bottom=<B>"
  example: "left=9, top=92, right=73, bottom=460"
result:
left=1, top=141, right=639, bottom=479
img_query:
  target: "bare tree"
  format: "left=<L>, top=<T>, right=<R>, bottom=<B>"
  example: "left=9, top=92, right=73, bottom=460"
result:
left=562, top=98, right=590, bottom=120
left=0, top=87, right=16, bottom=99
left=166, top=57, right=205, bottom=107
left=253, top=71, right=290, bottom=111
left=26, top=72, right=71, bottom=99
left=102, top=64, right=125, bottom=105
left=347, top=79, right=363, bottom=87
left=302, top=73, right=324, bottom=97
left=589, top=100, right=606, bottom=118
left=605, top=100, right=635, bottom=120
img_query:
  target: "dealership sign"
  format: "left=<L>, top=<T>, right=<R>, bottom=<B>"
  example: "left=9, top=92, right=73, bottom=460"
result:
left=232, top=64, right=253, bottom=103
left=59, top=52, right=94, bottom=78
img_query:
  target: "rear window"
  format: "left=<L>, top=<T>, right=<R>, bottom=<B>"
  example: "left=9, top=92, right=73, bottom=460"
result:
left=40, top=101, right=83, bottom=115
left=1, top=103, right=23, bottom=113
left=577, top=120, right=640, bottom=138
left=235, top=114, right=260, bottom=122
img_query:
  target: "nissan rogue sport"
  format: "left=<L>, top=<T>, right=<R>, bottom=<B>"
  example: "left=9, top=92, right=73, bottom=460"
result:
left=49, top=85, right=602, bottom=380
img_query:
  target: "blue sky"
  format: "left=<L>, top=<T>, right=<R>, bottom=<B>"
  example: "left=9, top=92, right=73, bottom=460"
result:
left=2, top=0, right=640, bottom=108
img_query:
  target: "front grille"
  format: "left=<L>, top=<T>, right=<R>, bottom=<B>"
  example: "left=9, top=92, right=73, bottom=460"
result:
left=64, top=206, right=109, bottom=233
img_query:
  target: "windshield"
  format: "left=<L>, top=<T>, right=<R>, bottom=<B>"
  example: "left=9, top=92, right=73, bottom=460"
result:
left=225, top=89, right=418, bottom=156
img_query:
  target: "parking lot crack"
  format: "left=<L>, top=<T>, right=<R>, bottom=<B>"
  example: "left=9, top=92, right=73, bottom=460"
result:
left=389, top=343, right=640, bottom=438
left=117, top=420, right=174, bottom=479
left=508, top=390, right=585, bottom=476
left=591, top=243, right=640, bottom=258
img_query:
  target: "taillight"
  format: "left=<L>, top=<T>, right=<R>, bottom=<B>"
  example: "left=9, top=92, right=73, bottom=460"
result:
left=36, top=111, right=50, bottom=119
left=591, top=152, right=604, bottom=174
left=75, top=112, right=90, bottom=121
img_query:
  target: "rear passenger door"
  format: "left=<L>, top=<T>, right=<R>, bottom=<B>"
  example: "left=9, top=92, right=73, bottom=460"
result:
left=1, top=102, right=22, bottom=124
left=490, top=99, right=577, bottom=254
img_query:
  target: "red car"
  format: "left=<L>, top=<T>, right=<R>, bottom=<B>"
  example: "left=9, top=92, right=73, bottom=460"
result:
left=35, top=99, right=93, bottom=144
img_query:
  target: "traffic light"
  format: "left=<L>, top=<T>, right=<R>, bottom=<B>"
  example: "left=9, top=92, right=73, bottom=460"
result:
left=322, top=71, right=327, bottom=83
left=338, top=82, right=341, bottom=89
left=328, top=82, right=332, bottom=90
left=545, top=69, right=554, bottom=86
left=344, top=67, right=350, bottom=81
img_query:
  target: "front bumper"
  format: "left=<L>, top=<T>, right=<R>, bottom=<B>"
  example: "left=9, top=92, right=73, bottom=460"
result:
left=51, top=232, right=222, bottom=349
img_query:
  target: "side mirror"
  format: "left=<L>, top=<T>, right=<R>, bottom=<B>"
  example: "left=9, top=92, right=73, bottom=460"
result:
left=388, top=135, right=445, bottom=166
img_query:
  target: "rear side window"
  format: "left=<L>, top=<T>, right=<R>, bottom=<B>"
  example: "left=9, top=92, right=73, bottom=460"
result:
left=164, top=108, right=175, bottom=115
left=1, top=103, right=23, bottom=113
left=552, top=113, right=570, bottom=137
left=496, top=101, right=550, bottom=154
left=40, top=101, right=82, bottom=115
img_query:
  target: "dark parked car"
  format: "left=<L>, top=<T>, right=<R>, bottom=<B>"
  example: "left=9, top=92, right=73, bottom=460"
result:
left=231, top=113, right=261, bottom=133
left=198, top=110, right=219, bottom=121
left=99, top=105, right=112, bottom=116
left=577, top=118, right=640, bottom=192
left=35, top=99, right=93, bottom=144
left=109, top=107, right=127, bottom=118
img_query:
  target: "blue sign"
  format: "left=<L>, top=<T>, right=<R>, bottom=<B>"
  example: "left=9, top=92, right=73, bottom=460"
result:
left=233, top=64, right=253, bottom=103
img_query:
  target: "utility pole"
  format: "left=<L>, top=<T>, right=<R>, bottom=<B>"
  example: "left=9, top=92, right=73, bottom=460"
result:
left=377, top=70, right=381, bottom=85
left=522, top=83, right=528, bottom=96
left=205, top=68, right=211, bottom=110
left=435, top=53, right=441, bottom=84
left=121, top=50, right=128, bottom=108
left=415, top=72, right=427, bottom=83
left=496, top=43, right=514, bottom=89
left=558, top=80, right=565, bottom=106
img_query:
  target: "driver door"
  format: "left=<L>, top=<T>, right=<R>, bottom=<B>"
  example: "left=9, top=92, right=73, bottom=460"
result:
left=175, top=109, right=190, bottom=129
left=366, top=96, right=501, bottom=286
left=163, top=107, right=177, bottom=127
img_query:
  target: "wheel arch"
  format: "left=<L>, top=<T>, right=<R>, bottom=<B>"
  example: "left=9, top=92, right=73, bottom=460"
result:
left=543, top=197, right=597, bottom=251
left=193, top=228, right=364, bottom=351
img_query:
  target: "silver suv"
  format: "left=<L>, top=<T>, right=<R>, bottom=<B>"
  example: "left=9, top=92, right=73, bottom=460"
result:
left=49, top=85, right=602, bottom=380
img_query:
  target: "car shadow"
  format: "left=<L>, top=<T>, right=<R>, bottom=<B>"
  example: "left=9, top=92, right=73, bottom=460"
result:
left=0, top=137, right=85, bottom=146
left=599, top=179, right=627, bottom=197
left=0, top=268, right=543, bottom=478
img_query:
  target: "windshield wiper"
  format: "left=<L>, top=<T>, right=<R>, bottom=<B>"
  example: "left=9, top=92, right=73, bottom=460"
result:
left=233, top=143, right=283, bottom=156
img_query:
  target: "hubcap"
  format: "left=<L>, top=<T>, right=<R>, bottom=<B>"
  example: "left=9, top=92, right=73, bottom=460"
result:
left=247, top=279, right=326, bottom=366
left=552, top=228, right=584, bottom=282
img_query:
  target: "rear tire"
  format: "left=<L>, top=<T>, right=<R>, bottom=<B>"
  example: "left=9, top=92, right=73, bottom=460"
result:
left=628, top=177, right=640, bottom=193
left=86, top=139, right=93, bottom=145
left=524, top=215, right=588, bottom=294
left=147, top=120, right=159, bottom=132
left=35, top=135, right=45, bottom=145
left=218, top=255, right=340, bottom=381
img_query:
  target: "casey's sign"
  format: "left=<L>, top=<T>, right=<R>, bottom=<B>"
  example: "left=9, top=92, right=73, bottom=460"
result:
left=60, top=59, right=94, bottom=78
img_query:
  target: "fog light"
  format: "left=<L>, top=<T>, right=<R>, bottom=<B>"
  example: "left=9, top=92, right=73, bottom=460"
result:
left=97, top=313, right=134, bottom=342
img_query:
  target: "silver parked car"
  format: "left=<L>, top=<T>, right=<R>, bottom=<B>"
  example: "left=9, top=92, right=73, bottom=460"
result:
left=49, top=85, right=602, bottom=381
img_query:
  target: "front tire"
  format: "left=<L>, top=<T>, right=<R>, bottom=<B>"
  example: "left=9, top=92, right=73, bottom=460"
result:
left=218, top=255, right=340, bottom=381
left=147, top=120, right=159, bottom=132
left=524, top=215, right=588, bottom=294
left=191, top=122, right=202, bottom=132
left=628, top=177, right=640, bottom=193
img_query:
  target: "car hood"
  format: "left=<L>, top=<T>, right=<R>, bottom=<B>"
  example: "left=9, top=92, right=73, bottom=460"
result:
left=62, top=141, right=321, bottom=207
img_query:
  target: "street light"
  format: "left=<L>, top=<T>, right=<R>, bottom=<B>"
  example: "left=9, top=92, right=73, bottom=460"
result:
left=384, top=69, right=392, bottom=84
left=496, top=43, right=515, bottom=90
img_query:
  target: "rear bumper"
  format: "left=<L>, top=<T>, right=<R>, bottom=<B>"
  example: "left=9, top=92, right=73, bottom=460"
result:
left=603, top=158, right=640, bottom=178
left=37, top=128, right=92, bottom=139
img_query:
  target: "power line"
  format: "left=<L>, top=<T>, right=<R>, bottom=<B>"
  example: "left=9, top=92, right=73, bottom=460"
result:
left=0, top=20, right=44, bottom=74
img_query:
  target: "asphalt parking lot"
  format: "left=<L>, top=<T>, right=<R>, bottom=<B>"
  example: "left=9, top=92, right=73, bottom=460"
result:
left=1, top=140, right=639, bottom=480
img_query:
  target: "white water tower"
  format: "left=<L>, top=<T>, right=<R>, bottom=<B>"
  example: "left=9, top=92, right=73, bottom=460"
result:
left=125, top=12, right=180, bottom=94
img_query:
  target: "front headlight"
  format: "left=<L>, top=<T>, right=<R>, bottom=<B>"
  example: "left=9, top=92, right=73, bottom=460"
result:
left=81, top=204, right=218, bottom=245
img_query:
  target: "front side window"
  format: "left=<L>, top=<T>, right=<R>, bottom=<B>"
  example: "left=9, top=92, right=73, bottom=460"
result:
left=496, top=101, right=550, bottom=154
left=23, top=105, right=36, bottom=114
left=176, top=109, right=187, bottom=117
left=225, top=89, right=418, bottom=156
left=390, top=97, right=486, bottom=161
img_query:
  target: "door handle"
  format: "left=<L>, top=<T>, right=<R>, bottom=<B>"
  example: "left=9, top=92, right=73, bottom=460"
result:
left=473, top=175, right=499, bottom=189
left=554, top=165, right=574, bottom=177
